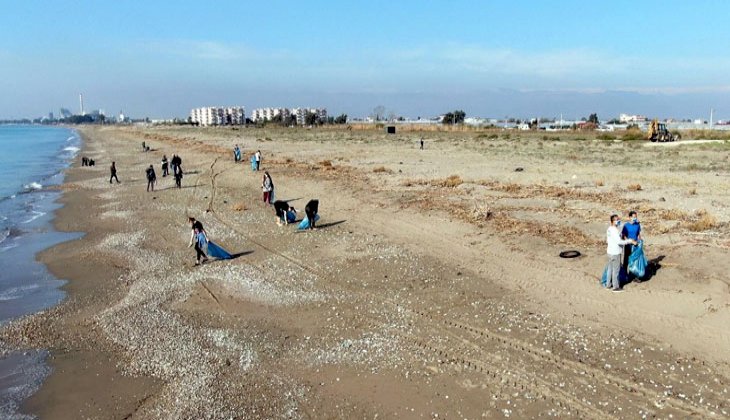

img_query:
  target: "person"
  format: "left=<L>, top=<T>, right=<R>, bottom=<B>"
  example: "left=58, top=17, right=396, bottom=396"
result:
left=171, top=154, right=182, bottom=175
left=109, top=161, right=120, bottom=184
left=188, top=217, right=208, bottom=266
left=142, top=141, right=146, bottom=152
left=173, top=164, right=183, bottom=188
left=605, top=214, right=637, bottom=292
left=233, top=145, right=241, bottom=162
left=254, top=150, right=261, bottom=171
left=161, top=155, right=169, bottom=177
left=622, top=210, right=643, bottom=280
left=420, top=138, right=424, bottom=150
left=274, top=200, right=297, bottom=225
left=262, top=171, right=274, bottom=204
left=145, top=164, right=157, bottom=192
left=304, top=199, right=319, bottom=230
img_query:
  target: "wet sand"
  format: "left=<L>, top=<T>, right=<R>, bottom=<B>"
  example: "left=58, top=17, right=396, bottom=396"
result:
left=2, top=125, right=729, bottom=418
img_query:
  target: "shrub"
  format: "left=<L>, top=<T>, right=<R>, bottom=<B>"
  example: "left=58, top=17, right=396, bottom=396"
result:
left=627, top=183, right=642, bottom=191
left=688, top=212, right=718, bottom=231
left=433, top=175, right=463, bottom=188
left=597, top=133, right=616, bottom=140
left=622, top=130, right=645, bottom=141
left=595, top=179, right=604, bottom=187
left=373, top=166, right=393, bottom=174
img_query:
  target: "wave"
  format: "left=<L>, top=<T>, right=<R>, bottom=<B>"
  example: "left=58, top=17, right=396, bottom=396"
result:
left=23, top=182, right=42, bottom=191
left=63, top=146, right=80, bottom=153
left=66, top=136, right=76, bottom=142
left=0, top=284, right=41, bottom=301
left=21, top=210, right=46, bottom=224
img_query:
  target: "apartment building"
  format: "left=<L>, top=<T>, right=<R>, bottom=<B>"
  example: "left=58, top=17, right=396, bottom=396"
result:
left=250, top=107, right=327, bottom=125
left=190, top=106, right=245, bottom=126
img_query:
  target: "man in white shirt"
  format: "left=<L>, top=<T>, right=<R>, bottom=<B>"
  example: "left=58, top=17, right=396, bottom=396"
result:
left=605, top=214, right=637, bottom=292
left=254, top=150, right=261, bottom=171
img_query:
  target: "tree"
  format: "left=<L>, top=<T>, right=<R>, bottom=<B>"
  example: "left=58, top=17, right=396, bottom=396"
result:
left=334, top=113, right=348, bottom=124
left=371, top=105, right=386, bottom=121
left=441, top=110, right=466, bottom=125
left=305, top=111, right=318, bottom=126
left=587, top=113, right=599, bottom=124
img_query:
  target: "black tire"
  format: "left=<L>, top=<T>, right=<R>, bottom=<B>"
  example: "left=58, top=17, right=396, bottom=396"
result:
left=559, top=250, right=581, bottom=258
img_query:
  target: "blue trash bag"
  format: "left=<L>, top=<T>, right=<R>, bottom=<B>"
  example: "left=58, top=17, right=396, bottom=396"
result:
left=250, top=155, right=256, bottom=171
left=286, top=210, right=297, bottom=223
left=298, top=214, right=320, bottom=230
left=206, top=240, right=232, bottom=260
left=628, top=240, right=648, bottom=278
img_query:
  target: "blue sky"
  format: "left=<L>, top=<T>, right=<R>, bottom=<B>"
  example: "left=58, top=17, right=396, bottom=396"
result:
left=1, top=0, right=728, bottom=120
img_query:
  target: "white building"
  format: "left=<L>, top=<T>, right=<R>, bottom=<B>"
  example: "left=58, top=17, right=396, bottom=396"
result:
left=251, top=107, right=327, bottom=125
left=619, top=113, right=648, bottom=123
left=250, top=107, right=291, bottom=122
left=190, top=106, right=245, bottom=126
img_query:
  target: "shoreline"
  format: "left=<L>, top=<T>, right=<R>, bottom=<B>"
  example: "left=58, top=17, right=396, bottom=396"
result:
left=1, top=125, right=728, bottom=418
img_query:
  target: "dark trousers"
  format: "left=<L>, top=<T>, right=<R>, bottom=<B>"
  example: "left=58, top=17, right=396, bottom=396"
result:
left=110, top=173, right=119, bottom=183
left=175, top=176, right=182, bottom=188
left=147, top=179, right=155, bottom=191
left=162, top=164, right=168, bottom=176
left=305, top=209, right=317, bottom=229
left=195, top=243, right=206, bottom=262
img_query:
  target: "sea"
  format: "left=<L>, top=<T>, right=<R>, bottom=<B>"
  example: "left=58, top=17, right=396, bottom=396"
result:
left=0, top=125, right=82, bottom=418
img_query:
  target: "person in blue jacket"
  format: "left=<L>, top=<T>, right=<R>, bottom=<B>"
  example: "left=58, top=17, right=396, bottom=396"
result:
left=621, top=210, right=642, bottom=279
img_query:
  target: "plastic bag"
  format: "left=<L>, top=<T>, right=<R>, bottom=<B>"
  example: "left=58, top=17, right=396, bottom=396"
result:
left=298, top=214, right=320, bottom=230
left=628, top=240, right=647, bottom=278
left=207, top=240, right=232, bottom=260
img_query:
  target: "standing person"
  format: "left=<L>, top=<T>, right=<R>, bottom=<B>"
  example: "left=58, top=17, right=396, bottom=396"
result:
left=109, top=161, right=120, bottom=184
left=621, top=210, right=642, bottom=279
left=233, top=145, right=241, bottom=162
left=304, top=199, right=319, bottom=230
left=254, top=150, right=261, bottom=171
left=145, top=165, right=157, bottom=192
left=188, top=217, right=208, bottom=266
left=605, top=214, right=637, bottom=292
left=161, top=155, right=169, bottom=177
left=420, top=138, right=424, bottom=150
left=174, top=164, right=183, bottom=188
left=262, top=171, right=274, bottom=204
left=142, top=141, right=146, bottom=152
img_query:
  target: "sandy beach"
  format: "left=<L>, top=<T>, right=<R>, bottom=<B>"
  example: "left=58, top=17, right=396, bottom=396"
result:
left=2, top=125, right=729, bottom=418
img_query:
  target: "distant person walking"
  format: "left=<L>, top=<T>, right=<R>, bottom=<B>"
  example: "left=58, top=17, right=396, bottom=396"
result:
left=142, top=141, right=146, bottom=152
left=262, top=171, right=274, bottom=204
left=605, top=214, right=637, bottom=292
left=254, top=150, right=261, bottom=171
left=109, top=161, right=120, bottom=184
left=174, top=164, right=183, bottom=188
left=171, top=154, right=182, bottom=175
left=420, top=138, right=424, bottom=150
left=145, top=165, right=157, bottom=192
left=161, top=155, right=169, bottom=177
left=188, top=217, right=208, bottom=266
left=233, top=145, right=241, bottom=162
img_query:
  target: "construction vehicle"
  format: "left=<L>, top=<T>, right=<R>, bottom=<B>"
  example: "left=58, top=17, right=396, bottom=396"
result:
left=647, top=119, right=680, bottom=142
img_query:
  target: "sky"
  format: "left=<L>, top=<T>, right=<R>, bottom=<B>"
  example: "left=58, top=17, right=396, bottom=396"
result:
left=1, top=0, right=729, bottom=120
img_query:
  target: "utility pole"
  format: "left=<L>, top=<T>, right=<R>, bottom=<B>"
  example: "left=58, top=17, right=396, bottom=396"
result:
left=710, top=108, right=714, bottom=126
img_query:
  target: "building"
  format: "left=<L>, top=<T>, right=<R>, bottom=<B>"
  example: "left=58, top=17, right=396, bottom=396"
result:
left=250, top=107, right=291, bottom=122
left=190, top=106, right=245, bottom=126
left=619, top=113, right=648, bottom=123
left=291, top=107, right=327, bottom=125
left=251, top=107, right=327, bottom=125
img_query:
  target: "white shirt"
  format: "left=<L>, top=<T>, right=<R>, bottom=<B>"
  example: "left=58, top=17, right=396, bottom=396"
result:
left=255, top=152, right=261, bottom=162
left=606, top=225, right=631, bottom=255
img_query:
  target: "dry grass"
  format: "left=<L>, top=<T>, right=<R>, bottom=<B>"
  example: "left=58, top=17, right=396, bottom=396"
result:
left=660, top=208, right=691, bottom=220
left=688, top=188, right=697, bottom=195
left=627, top=183, right=642, bottom=191
left=232, top=202, right=246, bottom=211
left=320, top=160, right=333, bottom=167
left=595, top=179, right=605, bottom=187
left=432, top=175, right=463, bottom=188
left=401, top=178, right=430, bottom=187
left=688, top=212, right=718, bottom=231
left=373, top=166, right=394, bottom=174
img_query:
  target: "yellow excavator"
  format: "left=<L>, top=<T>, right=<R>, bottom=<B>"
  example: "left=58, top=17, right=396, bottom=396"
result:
left=647, top=119, right=680, bottom=142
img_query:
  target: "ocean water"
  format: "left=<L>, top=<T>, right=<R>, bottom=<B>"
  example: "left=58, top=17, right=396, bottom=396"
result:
left=0, top=125, right=82, bottom=418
